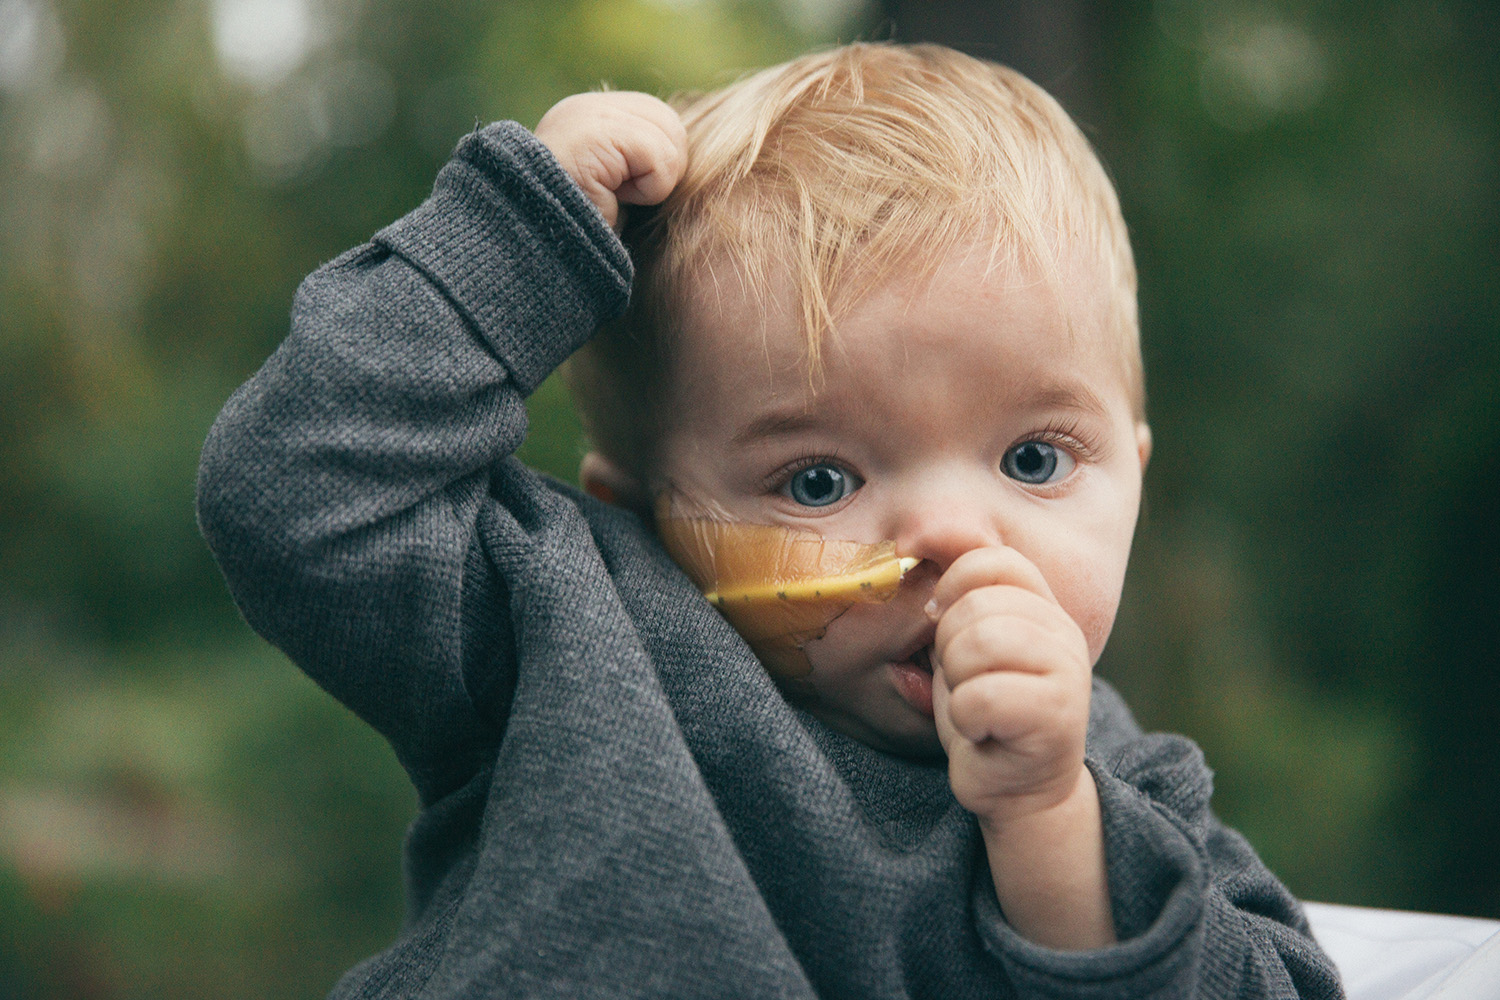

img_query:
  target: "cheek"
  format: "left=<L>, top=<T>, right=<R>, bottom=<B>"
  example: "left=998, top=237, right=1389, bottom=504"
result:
left=1036, top=533, right=1135, bottom=665
left=1055, top=477, right=1143, bottom=663
left=1063, top=581, right=1123, bottom=665
left=800, top=601, right=886, bottom=677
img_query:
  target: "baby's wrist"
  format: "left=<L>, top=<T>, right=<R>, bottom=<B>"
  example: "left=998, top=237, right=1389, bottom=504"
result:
left=976, top=768, right=1115, bottom=949
left=974, top=765, right=1095, bottom=836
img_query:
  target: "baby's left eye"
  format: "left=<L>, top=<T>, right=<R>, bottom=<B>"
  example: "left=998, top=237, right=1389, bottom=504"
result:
left=1002, top=441, right=1076, bottom=485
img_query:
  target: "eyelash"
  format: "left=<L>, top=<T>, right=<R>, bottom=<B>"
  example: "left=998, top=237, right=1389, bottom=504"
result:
left=765, top=453, right=852, bottom=492
left=1017, top=417, right=1098, bottom=462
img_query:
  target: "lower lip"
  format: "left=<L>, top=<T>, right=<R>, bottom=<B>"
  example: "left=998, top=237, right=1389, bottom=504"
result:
left=891, top=661, right=934, bottom=718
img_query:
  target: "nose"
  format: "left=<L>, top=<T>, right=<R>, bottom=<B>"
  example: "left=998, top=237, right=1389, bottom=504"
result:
left=890, top=470, right=1004, bottom=572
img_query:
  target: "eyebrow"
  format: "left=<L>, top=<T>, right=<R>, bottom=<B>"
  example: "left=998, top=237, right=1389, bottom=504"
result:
left=728, top=378, right=1112, bottom=447
left=730, top=409, right=822, bottom=446
left=1030, top=379, right=1111, bottom=417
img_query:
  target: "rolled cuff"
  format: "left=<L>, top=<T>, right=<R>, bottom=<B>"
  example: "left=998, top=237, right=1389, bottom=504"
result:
left=974, top=747, right=1210, bottom=999
left=374, top=121, right=633, bottom=395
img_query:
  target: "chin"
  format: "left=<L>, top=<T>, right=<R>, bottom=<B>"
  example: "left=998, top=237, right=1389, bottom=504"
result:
left=834, top=712, right=945, bottom=762
left=874, top=727, right=946, bottom=763
left=784, top=685, right=946, bottom=761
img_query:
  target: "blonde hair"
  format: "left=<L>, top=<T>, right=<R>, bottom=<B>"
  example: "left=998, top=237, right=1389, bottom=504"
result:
left=566, top=42, right=1142, bottom=478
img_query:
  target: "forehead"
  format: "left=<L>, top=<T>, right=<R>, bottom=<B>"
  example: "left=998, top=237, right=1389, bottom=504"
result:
left=664, top=245, right=1129, bottom=425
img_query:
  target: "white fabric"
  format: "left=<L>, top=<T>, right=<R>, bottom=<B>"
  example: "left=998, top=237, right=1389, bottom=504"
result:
left=1304, top=902, right=1500, bottom=1000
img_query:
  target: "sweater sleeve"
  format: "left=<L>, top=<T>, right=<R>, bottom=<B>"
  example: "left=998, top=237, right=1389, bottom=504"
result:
left=196, top=122, right=632, bottom=804
left=972, top=680, right=1344, bottom=1000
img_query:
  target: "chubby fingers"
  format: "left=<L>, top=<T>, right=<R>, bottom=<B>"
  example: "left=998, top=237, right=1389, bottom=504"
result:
left=928, top=547, right=1090, bottom=744
left=940, top=656, right=1087, bottom=746
left=928, top=545, right=1056, bottom=619
left=534, top=91, right=688, bottom=228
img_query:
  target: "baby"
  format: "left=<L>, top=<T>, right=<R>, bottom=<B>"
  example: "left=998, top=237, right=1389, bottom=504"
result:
left=199, top=42, right=1342, bottom=999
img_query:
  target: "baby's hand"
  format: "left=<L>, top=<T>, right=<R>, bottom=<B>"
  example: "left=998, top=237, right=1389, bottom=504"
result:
left=929, top=546, right=1093, bottom=827
left=535, top=91, right=688, bottom=230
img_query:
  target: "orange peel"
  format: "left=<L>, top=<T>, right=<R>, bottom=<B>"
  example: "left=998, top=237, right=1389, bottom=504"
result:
left=655, top=494, right=918, bottom=678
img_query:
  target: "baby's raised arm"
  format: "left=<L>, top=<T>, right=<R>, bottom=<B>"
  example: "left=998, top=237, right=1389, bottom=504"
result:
left=197, top=106, right=642, bottom=805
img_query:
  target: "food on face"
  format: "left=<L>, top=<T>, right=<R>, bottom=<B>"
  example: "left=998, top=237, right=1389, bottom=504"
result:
left=655, top=496, right=917, bottom=678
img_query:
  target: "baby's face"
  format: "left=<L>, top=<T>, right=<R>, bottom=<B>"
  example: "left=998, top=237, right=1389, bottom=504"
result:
left=653, top=249, right=1150, bottom=759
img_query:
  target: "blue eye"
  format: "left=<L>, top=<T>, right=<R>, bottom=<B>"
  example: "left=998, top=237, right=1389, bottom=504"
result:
left=784, top=464, right=859, bottom=507
left=1002, top=441, right=1074, bottom=484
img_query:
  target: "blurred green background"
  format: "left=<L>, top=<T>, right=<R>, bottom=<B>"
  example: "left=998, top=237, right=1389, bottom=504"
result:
left=0, top=0, right=1495, bottom=996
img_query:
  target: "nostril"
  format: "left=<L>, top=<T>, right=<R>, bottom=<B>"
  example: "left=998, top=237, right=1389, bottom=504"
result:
left=914, top=646, right=933, bottom=673
left=893, top=509, right=1005, bottom=575
left=897, top=557, right=942, bottom=585
left=894, top=558, right=942, bottom=608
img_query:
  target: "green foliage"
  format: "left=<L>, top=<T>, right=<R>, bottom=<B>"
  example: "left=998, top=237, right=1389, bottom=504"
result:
left=0, top=631, right=413, bottom=998
left=1090, top=0, right=1500, bottom=915
left=1, top=0, right=1497, bottom=996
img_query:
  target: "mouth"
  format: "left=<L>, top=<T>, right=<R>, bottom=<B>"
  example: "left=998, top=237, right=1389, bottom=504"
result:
left=890, top=644, right=935, bottom=719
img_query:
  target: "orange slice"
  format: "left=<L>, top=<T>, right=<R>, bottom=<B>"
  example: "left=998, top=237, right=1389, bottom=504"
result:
left=656, top=498, right=917, bottom=678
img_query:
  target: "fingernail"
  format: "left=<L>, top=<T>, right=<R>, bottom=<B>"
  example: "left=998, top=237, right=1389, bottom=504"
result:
left=924, top=598, right=939, bottom=620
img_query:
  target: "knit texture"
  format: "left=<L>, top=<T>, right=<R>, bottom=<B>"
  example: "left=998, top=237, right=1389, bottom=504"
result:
left=197, top=121, right=1343, bottom=1000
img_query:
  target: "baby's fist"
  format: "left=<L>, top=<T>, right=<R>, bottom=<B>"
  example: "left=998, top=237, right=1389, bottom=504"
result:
left=535, top=91, right=688, bottom=230
left=928, top=546, right=1093, bottom=825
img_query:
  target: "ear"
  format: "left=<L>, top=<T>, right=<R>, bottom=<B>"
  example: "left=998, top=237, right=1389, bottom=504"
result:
left=1135, top=422, right=1153, bottom=473
left=580, top=451, right=651, bottom=515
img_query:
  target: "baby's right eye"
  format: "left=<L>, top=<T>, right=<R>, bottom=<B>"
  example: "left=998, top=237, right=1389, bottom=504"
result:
left=781, top=463, right=861, bottom=508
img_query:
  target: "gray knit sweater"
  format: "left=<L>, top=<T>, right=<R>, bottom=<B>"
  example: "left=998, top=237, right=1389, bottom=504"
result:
left=196, top=121, right=1343, bottom=1000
